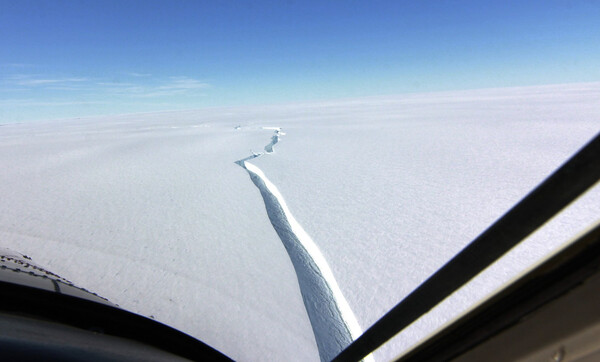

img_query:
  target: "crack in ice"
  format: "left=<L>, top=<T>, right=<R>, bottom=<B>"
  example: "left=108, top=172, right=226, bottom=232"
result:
left=260, top=126, right=285, bottom=154
left=235, top=128, right=370, bottom=361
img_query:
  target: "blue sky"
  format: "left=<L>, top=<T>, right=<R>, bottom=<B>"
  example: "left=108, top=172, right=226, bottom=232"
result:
left=1, top=0, right=599, bottom=122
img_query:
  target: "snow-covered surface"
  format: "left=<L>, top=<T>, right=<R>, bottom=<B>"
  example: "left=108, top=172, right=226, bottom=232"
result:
left=0, top=83, right=598, bottom=361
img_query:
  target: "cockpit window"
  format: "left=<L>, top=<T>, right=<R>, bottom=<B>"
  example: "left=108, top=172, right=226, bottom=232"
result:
left=1, top=1, right=599, bottom=360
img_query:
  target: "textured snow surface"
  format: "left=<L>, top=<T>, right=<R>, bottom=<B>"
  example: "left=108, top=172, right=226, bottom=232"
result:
left=0, top=83, right=599, bottom=361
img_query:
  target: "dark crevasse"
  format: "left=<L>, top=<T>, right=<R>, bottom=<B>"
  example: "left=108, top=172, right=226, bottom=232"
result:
left=238, top=159, right=366, bottom=361
left=234, top=128, right=372, bottom=361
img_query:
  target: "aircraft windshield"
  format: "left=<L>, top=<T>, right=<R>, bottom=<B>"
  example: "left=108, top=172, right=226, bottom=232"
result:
left=1, top=1, right=599, bottom=360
